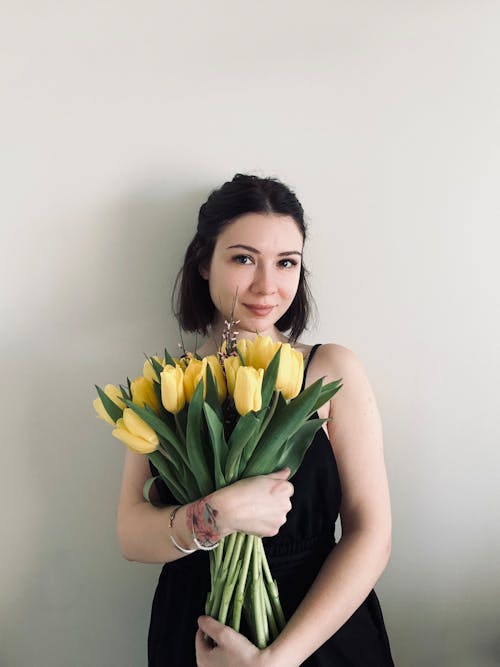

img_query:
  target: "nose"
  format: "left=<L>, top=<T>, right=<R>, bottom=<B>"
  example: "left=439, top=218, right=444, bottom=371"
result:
left=251, top=264, right=276, bottom=296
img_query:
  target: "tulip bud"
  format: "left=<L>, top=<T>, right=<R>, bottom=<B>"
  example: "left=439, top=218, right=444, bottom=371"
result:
left=112, top=409, right=159, bottom=454
left=161, top=364, right=186, bottom=414
left=204, top=355, right=227, bottom=403
left=143, top=356, right=165, bottom=382
left=224, top=355, right=241, bottom=396
left=93, top=397, right=115, bottom=425
left=275, top=344, right=304, bottom=400
left=233, top=366, right=264, bottom=416
left=248, top=335, right=281, bottom=370
left=183, top=357, right=204, bottom=402
left=130, top=376, right=161, bottom=414
left=93, top=384, right=126, bottom=424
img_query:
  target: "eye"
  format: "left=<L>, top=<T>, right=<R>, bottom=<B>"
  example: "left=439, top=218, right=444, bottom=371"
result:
left=233, top=254, right=253, bottom=265
left=278, top=258, right=298, bottom=269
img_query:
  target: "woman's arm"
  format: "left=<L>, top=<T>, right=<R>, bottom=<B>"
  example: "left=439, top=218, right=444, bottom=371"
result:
left=116, top=451, right=294, bottom=564
left=196, top=344, right=392, bottom=667
left=268, top=344, right=392, bottom=666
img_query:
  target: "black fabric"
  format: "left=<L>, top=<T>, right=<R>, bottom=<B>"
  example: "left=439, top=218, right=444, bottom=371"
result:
left=148, top=344, right=394, bottom=666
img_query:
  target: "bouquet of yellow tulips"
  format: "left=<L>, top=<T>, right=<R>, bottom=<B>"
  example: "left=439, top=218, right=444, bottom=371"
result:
left=94, top=328, right=342, bottom=648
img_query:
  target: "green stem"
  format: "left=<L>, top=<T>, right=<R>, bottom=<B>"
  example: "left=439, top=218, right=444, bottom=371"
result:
left=261, top=579, right=279, bottom=640
left=232, top=534, right=254, bottom=633
left=218, top=560, right=242, bottom=625
left=251, top=538, right=266, bottom=649
left=259, top=540, right=286, bottom=630
left=207, top=532, right=236, bottom=618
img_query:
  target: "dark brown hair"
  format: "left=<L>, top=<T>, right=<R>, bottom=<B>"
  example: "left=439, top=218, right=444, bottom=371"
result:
left=172, top=173, right=314, bottom=341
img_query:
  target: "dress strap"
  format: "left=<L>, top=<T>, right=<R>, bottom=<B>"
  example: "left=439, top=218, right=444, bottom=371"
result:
left=301, top=344, right=322, bottom=391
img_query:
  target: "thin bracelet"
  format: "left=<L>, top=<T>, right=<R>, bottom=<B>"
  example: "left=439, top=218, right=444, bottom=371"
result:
left=169, top=506, right=197, bottom=554
left=192, top=536, right=220, bottom=551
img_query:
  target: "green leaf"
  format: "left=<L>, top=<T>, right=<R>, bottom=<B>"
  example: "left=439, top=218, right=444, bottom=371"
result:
left=95, top=385, right=122, bottom=422
left=148, top=451, right=190, bottom=504
left=272, top=418, right=329, bottom=478
left=203, top=403, right=227, bottom=489
left=122, top=398, right=189, bottom=468
left=164, top=348, right=176, bottom=367
left=237, top=397, right=281, bottom=476
left=225, top=412, right=261, bottom=483
left=149, top=355, right=165, bottom=382
left=119, top=384, right=131, bottom=401
left=204, top=363, right=223, bottom=421
left=242, top=380, right=324, bottom=475
left=261, top=348, right=281, bottom=408
left=143, top=476, right=160, bottom=504
left=310, top=378, right=343, bottom=414
left=186, top=381, right=214, bottom=496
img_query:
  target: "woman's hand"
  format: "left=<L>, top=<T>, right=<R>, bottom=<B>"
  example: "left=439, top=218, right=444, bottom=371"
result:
left=213, top=468, right=294, bottom=538
left=196, top=616, right=270, bottom=667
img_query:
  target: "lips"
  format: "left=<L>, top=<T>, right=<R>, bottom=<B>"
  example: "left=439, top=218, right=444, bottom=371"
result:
left=243, top=304, right=275, bottom=317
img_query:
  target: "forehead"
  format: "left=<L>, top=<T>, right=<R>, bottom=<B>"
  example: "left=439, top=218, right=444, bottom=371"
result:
left=216, top=213, right=303, bottom=250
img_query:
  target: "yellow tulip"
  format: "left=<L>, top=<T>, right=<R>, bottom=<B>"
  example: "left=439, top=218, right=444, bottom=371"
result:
left=233, top=366, right=264, bottom=416
left=236, top=339, right=252, bottom=364
left=130, top=376, right=161, bottom=414
left=112, top=409, right=159, bottom=454
left=275, top=344, right=304, bottom=400
left=224, top=355, right=241, bottom=396
left=204, top=355, right=227, bottom=403
left=161, top=364, right=186, bottom=414
left=248, top=335, right=281, bottom=370
left=183, top=357, right=204, bottom=402
left=93, top=384, right=125, bottom=424
left=143, top=356, right=165, bottom=382
left=93, top=398, right=115, bottom=425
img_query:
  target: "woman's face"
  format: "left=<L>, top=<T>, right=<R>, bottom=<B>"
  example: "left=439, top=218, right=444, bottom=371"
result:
left=201, top=213, right=304, bottom=338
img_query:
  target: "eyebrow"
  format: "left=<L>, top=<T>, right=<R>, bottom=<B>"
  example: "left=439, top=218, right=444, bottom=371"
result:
left=226, top=244, right=302, bottom=257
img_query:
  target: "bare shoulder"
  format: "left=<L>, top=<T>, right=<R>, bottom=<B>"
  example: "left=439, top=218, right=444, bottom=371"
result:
left=305, top=343, right=382, bottom=444
left=305, top=342, right=366, bottom=387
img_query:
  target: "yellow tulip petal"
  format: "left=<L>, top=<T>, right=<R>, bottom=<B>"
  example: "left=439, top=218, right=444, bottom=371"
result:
left=93, top=397, right=115, bottom=425
left=161, top=365, right=186, bottom=413
left=184, top=358, right=204, bottom=402
left=112, top=427, right=158, bottom=454
left=223, top=356, right=241, bottom=396
left=122, top=408, right=159, bottom=445
left=249, top=335, right=280, bottom=370
left=103, top=384, right=126, bottom=410
left=131, top=376, right=161, bottom=414
left=234, top=366, right=263, bottom=416
left=205, top=355, right=227, bottom=403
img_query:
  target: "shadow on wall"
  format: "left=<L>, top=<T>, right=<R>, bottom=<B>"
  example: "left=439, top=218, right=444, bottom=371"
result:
left=3, top=183, right=210, bottom=666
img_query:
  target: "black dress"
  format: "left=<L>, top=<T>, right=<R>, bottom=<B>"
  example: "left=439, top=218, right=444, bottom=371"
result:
left=148, top=344, right=394, bottom=666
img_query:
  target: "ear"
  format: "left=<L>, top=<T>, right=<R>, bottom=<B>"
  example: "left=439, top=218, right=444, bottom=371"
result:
left=199, top=263, right=209, bottom=280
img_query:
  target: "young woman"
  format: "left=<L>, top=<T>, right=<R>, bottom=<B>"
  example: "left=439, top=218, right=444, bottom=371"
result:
left=117, top=174, right=394, bottom=666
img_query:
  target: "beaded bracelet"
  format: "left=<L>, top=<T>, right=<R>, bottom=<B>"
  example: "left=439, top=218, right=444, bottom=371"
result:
left=169, top=506, right=197, bottom=554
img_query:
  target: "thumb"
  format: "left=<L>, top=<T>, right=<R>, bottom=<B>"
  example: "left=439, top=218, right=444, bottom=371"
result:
left=269, top=467, right=290, bottom=480
left=197, top=615, right=234, bottom=646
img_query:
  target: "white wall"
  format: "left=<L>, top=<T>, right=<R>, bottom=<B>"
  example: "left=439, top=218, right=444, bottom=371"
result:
left=2, top=2, right=499, bottom=666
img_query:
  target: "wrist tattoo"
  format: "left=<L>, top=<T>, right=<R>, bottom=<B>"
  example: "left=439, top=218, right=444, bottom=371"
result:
left=186, top=497, right=221, bottom=546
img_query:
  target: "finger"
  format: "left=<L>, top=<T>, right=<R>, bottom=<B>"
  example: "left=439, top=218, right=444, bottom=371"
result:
left=197, top=615, right=228, bottom=645
left=195, top=628, right=211, bottom=663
